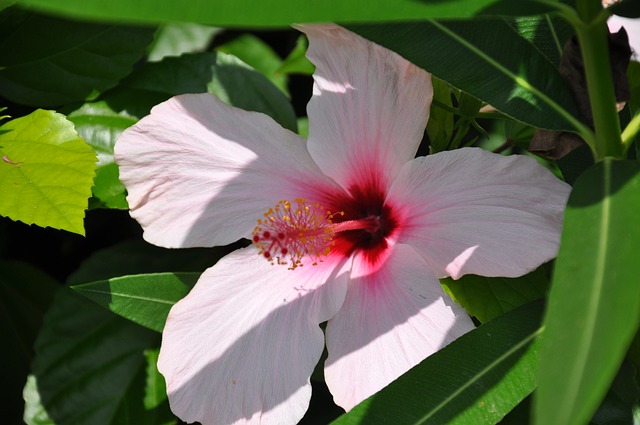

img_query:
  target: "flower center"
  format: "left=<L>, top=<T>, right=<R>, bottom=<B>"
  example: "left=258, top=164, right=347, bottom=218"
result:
left=252, top=198, right=383, bottom=270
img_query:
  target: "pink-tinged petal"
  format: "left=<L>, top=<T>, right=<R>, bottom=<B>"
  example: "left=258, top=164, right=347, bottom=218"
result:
left=608, top=15, right=640, bottom=60
left=158, top=247, right=349, bottom=425
left=387, top=148, right=571, bottom=279
left=300, top=24, right=433, bottom=193
left=115, top=93, right=340, bottom=248
left=324, top=243, right=474, bottom=410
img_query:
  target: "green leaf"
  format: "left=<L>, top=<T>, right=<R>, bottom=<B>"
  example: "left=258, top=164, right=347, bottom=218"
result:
left=332, top=300, right=543, bottom=425
left=536, top=160, right=640, bottom=425
left=506, top=15, right=573, bottom=66
left=0, top=7, right=155, bottom=107
left=0, top=110, right=97, bottom=235
left=72, top=272, right=199, bottom=333
left=143, top=348, right=169, bottom=411
left=23, top=376, right=54, bottom=425
left=103, top=51, right=297, bottom=131
left=349, top=19, right=585, bottom=133
left=217, top=34, right=289, bottom=96
left=18, top=0, right=562, bottom=27
left=277, top=35, right=314, bottom=76
left=21, top=237, right=219, bottom=425
left=441, top=267, right=548, bottom=323
left=0, top=261, right=58, bottom=425
left=67, top=101, right=137, bottom=209
left=427, top=77, right=455, bottom=153
left=148, top=23, right=219, bottom=62
left=24, top=288, right=167, bottom=425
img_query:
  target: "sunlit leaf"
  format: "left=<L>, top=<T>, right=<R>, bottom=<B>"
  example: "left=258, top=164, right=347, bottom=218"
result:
left=332, top=301, right=543, bottom=425
left=217, top=34, right=289, bottom=95
left=441, top=267, right=548, bottom=323
left=0, top=7, right=155, bottom=107
left=0, top=110, right=97, bottom=235
left=67, top=101, right=136, bottom=209
left=350, top=19, right=584, bottom=133
left=19, top=0, right=562, bottom=27
left=72, top=272, right=200, bottom=333
left=103, top=51, right=297, bottom=131
left=536, top=160, right=640, bottom=425
left=148, top=22, right=219, bottom=62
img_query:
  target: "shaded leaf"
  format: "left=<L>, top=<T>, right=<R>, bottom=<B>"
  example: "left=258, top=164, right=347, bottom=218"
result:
left=0, top=110, right=97, bottom=235
left=72, top=272, right=200, bottom=332
left=67, top=101, right=136, bottom=209
left=0, top=261, right=58, bottom=425
left=536, top=160, right=640, bottom=425
left=349, top=19, right=585, bottom=133
left=506, top=15, right=573, bottom=66
left=0, top=7, right=155, bottom=107
left=103, top=51, right=297, bottom=131
left=24, top=288, right=165, bottom=425
left=277, top=35, right=315, bottom=76
left=427, top=77, right=454, bottom=153
left=143, top=348, right=169, bottom=411
left=217, top=34, right=289, bottom=95
left=148, top=22, right=218, bottom=62
left=332, top=300, right=543, bottom=425
left=441, top=267, right=548, bottom=323
left=19, top=0, right=561, bottom=27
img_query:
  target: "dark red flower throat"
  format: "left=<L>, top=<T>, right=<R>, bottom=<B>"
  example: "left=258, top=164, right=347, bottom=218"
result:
left=252, top=183, right=398, bottom=270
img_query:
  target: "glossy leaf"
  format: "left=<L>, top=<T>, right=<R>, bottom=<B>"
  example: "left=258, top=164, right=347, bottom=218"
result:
left=67, top=101, right=136, bottom=209
left=22, top=238, right=221, bottom=425
left=103, top=51, right=297, bottom=131
left=0, top=261, right=58, bottom=425
left=332, top=300, right=544, bottom=425
left=0, top=110, right=97, bottom=235
left=24, top=288, right=165, bottom=425
left=506, top=15, right=573, bottom=66
left=19, top=0, right=561, bottom=27
left=536, top=160, right=640, bottom=425
left=441, top=267, right=548, bottom=323
left=72, top=272, right=200, bottom=333
left=349, top=19, right=585, bottom=133
left=277, top=35, right=315, bottom=76
left=147, top=22, right=219, bottom=62
left=217, top=34, right=289, bottom=95
left=0, top=7, right=155, bottom=107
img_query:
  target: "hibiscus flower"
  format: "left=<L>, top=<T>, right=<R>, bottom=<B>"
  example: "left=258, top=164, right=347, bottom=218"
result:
left=115, top=24, right=570, bottom=425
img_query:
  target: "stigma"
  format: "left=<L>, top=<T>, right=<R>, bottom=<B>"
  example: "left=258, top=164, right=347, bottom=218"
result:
left=252, top=198, right=384, bottom=270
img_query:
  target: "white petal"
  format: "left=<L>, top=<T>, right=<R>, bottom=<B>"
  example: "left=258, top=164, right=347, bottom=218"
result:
left=158, top=247, right=349, bottom=425
left=387, top=148, right=571, bottom=279
left=300, top=24, right=433, bottom=193
left=324, top=244, right=474, bottom=410
left=115, top=93, right=340, bottom=248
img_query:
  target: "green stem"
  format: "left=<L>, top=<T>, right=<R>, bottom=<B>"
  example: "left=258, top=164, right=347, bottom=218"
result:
left=622, top=112, right=640, bottom=151
left=573, top=1, right=623, bottom=159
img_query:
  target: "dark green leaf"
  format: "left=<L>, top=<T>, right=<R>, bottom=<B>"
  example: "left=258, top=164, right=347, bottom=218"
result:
left=148, top=23, right=219, bottom=62
left=506, top=15, right=573, bottom=66
left=349, top=19, right=585, bottom=133
left=332, top=300, right=543, bottom=425
left=0, top=110, right=97, bottom=235
left=441, top=267, right=548, bottom=323
left=0, top=261, right=58, bottom=425
left=103, top=51, right=297, bottom=131
left=19, top=0, right=560, bottom=27
left=610, top=0, right=640, bottom=18
left=217, top=34, right=289, bottom=96
left=24, top=288, right=166, bottom=425
left=0, top=7, right=155, bottom=107
left=427, top=77, right=454, bottom=153
left=143, top=348, right=168, bottom=411
left=72, top=272, right=199, bottom=332
left=67, top=101, right=136, bottom=210
left=536, top=160, right=640, bottom=425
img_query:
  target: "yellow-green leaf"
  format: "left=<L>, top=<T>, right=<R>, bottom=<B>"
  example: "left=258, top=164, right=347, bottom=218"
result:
left=0, top=110, right=97, bottom=235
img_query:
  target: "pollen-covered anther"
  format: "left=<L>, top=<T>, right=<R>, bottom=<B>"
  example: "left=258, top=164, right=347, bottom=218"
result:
left=252, top=198, right=337, bottom=270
